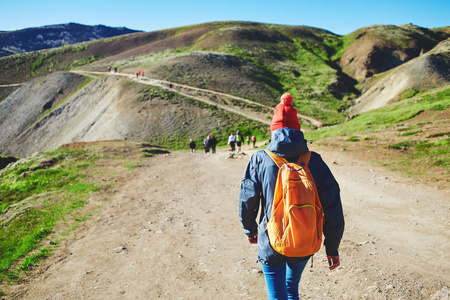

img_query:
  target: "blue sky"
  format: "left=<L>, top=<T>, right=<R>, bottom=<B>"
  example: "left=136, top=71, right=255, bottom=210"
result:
left=2, top=0, right=449, bottom=35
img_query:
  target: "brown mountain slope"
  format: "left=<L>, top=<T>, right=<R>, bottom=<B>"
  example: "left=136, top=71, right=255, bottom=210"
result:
left=349, top=39, right=450, bottom=115
left=340, top=24, right=445, bottom=81
left=0, top=73, right=87, bottom=154
left=84, top=23, right=338, bottom=104
left=0, top=73, right=268, bottom=157
left=123, top=51, right=282, bottom=105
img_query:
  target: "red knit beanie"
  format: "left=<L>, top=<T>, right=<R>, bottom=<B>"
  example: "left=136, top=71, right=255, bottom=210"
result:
left=270, top=93, right=301, bottom=131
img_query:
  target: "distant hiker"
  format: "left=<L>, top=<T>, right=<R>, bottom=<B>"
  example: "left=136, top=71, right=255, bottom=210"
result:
left=141, top=71, right=144, bottom=77
left=236, top=130, right=243, bottom=152
left=239, top=93, right=344, bottom=300
left=189, top=139, right=196, bottom=153
left=209, top=135, right=217, bottom=154
left=48, top=68, right=52, bottom=73
left=246, top=135, right=250, bottom=148
left=252, top=135, right=256, bottom=148
left=114, top=67, right=118, bottom=73
left=228, top=133, right=236, bottom=152
left=203, top=136, right=210, bottom=154
left=136, top=71, right=140, bottom=79
left=108, top=66, right=111, bottom=72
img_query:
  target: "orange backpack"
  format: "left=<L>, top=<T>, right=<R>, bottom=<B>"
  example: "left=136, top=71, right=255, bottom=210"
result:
left=264, top=150, right=324, bottom=257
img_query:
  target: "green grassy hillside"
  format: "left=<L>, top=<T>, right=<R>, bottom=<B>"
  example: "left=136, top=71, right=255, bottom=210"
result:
left=306, top=85, right=450, bottom=186
left=0, top=142, right=168, bottom=293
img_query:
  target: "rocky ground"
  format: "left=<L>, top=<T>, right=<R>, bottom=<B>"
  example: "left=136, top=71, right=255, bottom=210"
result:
left=3, top=140, right=449, bottom=300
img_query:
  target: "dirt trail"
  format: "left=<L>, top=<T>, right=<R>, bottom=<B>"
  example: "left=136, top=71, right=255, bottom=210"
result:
left=0, top=84, right=25, bottom=87
left=6, top=143, right=449, bottom=300
left=70, top=70, right=322, bottom=127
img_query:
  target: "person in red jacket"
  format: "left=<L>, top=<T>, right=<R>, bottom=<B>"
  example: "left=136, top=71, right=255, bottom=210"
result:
left=239, top=93, right=344, bottom=300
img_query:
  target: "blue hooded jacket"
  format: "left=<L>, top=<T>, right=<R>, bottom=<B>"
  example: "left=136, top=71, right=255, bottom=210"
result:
left=239, top=128, right=345, bottom=265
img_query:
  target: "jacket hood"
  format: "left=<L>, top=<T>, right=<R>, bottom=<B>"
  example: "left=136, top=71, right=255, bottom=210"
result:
left=266, top=128, right=309, bottom=158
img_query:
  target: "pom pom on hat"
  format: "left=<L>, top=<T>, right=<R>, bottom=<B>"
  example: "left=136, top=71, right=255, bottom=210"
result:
left=270, top=93, right=301, bottom=131
left=280, top=93, right=293, bottom=105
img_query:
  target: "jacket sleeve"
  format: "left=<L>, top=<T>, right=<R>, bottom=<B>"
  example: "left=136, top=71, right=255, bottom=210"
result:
left=239, top=154, right=262, bottom=237
left=314, top=154, right=345, bottom=256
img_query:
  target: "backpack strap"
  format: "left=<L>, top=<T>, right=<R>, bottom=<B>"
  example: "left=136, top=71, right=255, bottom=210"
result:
left=264, top=150, right=288, bottom=168
left=296, top=151, right=311, bottom=166
left=264, top=150, right=311, bottom=168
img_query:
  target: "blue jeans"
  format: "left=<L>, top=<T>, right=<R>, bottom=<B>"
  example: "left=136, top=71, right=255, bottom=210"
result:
left=260, top=259, right=309, bottom=300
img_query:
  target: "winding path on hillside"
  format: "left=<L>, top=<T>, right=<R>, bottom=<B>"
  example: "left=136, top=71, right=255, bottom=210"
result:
left=70, top=70, right=323, bottom=128
left=0, top=83, right=25, bottom=87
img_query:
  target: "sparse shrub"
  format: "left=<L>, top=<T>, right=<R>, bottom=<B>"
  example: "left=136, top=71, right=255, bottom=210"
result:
left=346, top=136, right=360, bottom=142
left=142, top=148, right=170, bottom=157
left=427, top=132, right=448, bottom=138
left=31, top=55, right=45, bottom=71
left=400, top=130, right=422, bottom=136
left=412, top=139, right=449, bottom=169
left=400, top=89, right=417, bottom=100
left=125, top=163, right=135, bottom=170
left=19, top=247, right=52, bottom=271
left=430, top=104, right=447, bottom=110
left=389, top=141, right=414, bottom=149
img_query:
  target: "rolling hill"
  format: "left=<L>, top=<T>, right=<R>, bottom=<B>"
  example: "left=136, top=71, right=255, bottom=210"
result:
left=350, top=38, right=450, bottom=115
left=0, top=21, right=449, bottom=159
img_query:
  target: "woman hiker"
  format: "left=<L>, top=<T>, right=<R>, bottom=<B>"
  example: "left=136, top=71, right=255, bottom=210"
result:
left=239, top=93, right=345, bottom=300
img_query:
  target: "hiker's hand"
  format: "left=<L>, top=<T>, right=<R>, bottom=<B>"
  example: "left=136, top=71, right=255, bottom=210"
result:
left=327, top=256, right=340, bottom=270
left=248, top=235, right=258, bottom=244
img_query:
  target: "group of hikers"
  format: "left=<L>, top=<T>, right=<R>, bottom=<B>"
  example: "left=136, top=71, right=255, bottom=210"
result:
left=107, top=66, right=118, bottom=73
left=136, top=71, right=144, bottom=79
left=189, top=135, right=218, bottom=154
left=227, top=130, right=257, bottom=152
left=188, top=131, right=257, bottom=154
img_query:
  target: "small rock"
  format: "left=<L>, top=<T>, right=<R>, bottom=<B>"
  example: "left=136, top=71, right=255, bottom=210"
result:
left=356, top=240, right=369, bottom=246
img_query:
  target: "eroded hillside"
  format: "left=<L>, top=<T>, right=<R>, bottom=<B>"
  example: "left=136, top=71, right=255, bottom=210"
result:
left=339, top=24, right=446, bottom=81
left=0, top=73, right=87, bottom=154
left=350, top=39, right=450, bottom=115
left=0, top=72, right=268, bottom=157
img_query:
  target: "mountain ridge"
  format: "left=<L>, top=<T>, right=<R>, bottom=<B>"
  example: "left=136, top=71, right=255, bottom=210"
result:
left=0, top=22, right=141, bottom=58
